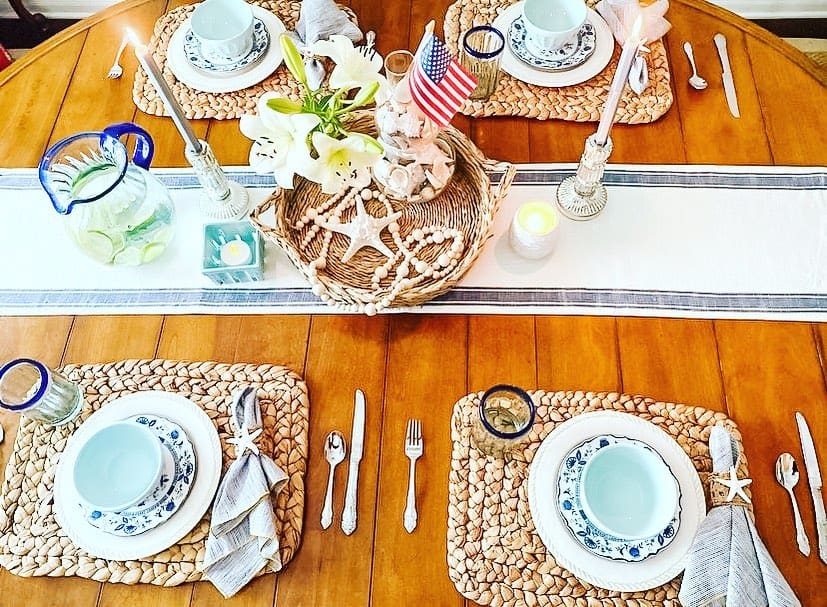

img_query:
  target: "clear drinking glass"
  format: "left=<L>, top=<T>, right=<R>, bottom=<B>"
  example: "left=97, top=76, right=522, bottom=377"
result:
left=460, top=25, right=505, bottom=100
left=0, top=359, right=84, bottom=425
left=471, top=384, right=536, bottom=457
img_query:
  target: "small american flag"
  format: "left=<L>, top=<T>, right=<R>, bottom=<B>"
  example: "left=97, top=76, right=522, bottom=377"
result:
left=409, top=31, right=477, bottom=127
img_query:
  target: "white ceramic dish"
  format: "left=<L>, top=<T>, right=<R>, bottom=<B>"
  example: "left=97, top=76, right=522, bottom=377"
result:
left=492, top=2, right=614, bottom=88
left=528, top=410, right=706, bottom=592
left=54, top=392, right=222, bottom=560
left=167, top=5, right=285, bottom=93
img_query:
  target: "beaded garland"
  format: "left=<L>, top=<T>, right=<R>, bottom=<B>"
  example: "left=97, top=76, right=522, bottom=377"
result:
left=292, top=187, right=467, bottom=316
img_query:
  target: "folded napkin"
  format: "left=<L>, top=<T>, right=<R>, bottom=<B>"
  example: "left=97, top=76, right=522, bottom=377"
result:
left=595, top=0, right=671, bottom=44
left=294, top=0, right=363, bottom=46
left=679, top=426, right=801, bottom=607
left=202, top=387, right=288, bottom=598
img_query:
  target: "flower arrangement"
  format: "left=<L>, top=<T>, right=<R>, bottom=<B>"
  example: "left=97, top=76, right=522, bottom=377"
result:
left=240, top=34, right=387, bottom=194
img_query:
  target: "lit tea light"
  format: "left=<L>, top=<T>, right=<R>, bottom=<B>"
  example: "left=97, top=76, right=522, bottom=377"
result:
left=509, top=200, right=560, bottom=259
left=219, top=238, right=253, bottom=266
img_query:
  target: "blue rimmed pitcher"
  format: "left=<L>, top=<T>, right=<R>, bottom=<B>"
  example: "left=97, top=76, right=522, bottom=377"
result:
left=39, top=122, right=175, bottom=265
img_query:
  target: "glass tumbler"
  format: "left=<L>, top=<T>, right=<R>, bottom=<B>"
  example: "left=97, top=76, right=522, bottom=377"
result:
left=460, top=25, right=505, bottom=100
left=471, top=384, right=536, bottom=457
left=0, top=358, right=84, bottom=425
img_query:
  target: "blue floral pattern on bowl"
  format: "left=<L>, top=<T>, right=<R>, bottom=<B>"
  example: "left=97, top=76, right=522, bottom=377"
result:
left=507, top=16, right=596, bottom=73
left=556, top=434, right=681, bottom=562
left=80, top=415, right=196, bottom=536
left=183, top=18, right=270, bottom=74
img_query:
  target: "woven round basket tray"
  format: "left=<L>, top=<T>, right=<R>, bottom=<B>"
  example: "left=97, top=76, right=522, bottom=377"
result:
left=249, top=113, right=516, bottom=315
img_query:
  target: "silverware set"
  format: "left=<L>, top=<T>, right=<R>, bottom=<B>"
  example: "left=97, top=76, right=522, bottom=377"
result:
left=776, top=411, right=825, bottom=563
left=319, top=389, right=424, bottom=534
left=682, top=33, right=739, bottom=118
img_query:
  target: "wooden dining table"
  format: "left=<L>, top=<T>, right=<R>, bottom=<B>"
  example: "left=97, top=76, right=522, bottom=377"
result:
left=0, top=0, right=825, bottom=604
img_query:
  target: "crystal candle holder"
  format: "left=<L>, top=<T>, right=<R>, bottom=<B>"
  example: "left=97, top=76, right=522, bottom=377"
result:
left=556, top=134, right=613, bottom=220
left=202, top=221, right=264, bottom=284
left=186, top=140, right=250, bottom=221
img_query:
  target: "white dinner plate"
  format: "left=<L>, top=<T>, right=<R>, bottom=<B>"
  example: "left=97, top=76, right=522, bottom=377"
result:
left=492, top=3, right=614, bottom=87
left=54, top=392, right=222, bottom=560
left=167, top=5, right=285, bottom=94
left=527, top=410, right=706, bottom=591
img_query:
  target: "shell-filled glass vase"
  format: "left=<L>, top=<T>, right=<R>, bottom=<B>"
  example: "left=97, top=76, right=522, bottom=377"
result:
left=372, top=50, right=455, bottom=204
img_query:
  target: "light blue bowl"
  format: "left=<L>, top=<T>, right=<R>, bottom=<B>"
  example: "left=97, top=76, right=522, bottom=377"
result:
left=580, top=442, right=679, bottom=540
left=72, top=421, right=164, bottom=512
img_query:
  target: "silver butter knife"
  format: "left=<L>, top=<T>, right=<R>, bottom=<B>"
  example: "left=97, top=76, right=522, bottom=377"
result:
left=342, top=389, right=365, bottom=535
left=796, top=411, right=826, bottom=564
left=713, top=33, right=740, bottom=118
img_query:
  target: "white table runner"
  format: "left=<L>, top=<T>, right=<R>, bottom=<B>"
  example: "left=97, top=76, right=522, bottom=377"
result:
left=1, top=165, right=824, bottom=319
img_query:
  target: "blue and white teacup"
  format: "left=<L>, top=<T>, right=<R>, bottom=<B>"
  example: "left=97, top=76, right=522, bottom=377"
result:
left=522, top=0, right=587, bottom=53
left=190, top=0, right=255, bottom=65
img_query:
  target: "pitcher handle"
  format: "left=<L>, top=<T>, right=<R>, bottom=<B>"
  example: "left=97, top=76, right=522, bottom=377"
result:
left=102, top=122, right=154, bottom=170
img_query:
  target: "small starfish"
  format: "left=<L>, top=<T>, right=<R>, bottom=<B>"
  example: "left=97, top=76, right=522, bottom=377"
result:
left=713, top=465, right=752, bottom=503
left=227, top=426, right=263, bottom=458
left=321, top=195, right=402, bottom=263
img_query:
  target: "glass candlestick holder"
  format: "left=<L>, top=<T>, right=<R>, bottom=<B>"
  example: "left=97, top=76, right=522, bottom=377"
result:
left=185, top=140, right=250, bottom=221
left=556, top=134, right=613, bottom=220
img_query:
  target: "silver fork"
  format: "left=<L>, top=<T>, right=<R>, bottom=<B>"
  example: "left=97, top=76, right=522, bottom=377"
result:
left=403, top=419, right=423, bottom=533
left=358, top=31, right=377, bottom=61
left=106, top=36, right=129, bottom=79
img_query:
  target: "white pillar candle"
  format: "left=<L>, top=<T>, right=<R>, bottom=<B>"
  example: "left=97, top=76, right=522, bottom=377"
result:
left=509, top=200, right=560, bottom=259
left=219, top=239, right=253, bottom=266
left=594, top=16, right=644, bottom=146
left=126, top=29, right=202, bottom=154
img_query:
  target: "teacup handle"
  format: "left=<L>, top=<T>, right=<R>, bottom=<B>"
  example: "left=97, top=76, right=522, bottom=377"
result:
left=102, top=122, right=155, bottom=170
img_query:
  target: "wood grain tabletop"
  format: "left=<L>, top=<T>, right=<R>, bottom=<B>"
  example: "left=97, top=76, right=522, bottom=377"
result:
left=0, top=0, right=825, bottom=605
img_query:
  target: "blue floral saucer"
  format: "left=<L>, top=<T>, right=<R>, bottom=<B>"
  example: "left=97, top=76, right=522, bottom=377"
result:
left=556, top=434, right=681, bottom=562
left=80, top=415, right=196, bottom=537
left=507, top=16, right=596, bottom=73
left=183, top=18, right=270, bottom=74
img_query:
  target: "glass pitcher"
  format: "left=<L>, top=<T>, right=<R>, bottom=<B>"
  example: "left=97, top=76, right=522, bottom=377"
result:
left=39, top=122, right=175, bottom=265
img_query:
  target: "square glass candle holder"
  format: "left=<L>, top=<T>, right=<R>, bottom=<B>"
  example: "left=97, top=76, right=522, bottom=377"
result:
left=202, top=221, right=264, bottom=285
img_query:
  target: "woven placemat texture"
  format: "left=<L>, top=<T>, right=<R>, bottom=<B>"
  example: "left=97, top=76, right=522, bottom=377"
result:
left=448, top=390, right=748, bottom=607
left=444, top=0, right=673, bottom=122
left=133, top=1, right=305, bottom=119
left=0, top=359, right=309, bottom=586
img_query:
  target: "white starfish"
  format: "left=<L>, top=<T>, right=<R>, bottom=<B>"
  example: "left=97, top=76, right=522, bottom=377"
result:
left=713, top=465, right=752, bottom=503
left=227, top=426, right=263, bottom=459
left=321, top=195, right=402, bottom=263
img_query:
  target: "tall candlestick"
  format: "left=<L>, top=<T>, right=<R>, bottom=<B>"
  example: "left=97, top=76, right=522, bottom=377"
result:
left=126, top=29, right=202, bottom=154
left=594, top=16, right=644, bottom=146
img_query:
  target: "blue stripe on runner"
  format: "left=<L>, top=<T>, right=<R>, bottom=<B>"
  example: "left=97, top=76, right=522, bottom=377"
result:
left=2, top=168, right=825, bottom=191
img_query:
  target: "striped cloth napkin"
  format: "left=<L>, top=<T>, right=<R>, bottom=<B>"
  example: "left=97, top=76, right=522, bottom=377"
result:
left=202, top=387, right=288, bottom=598
left=679, top=426, right=800, bottom=607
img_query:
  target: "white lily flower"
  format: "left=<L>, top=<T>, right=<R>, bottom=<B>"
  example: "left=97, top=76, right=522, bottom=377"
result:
left=304, top=132, right=383, bottom=194
left=240, top=93, right=320, bottom=189
left=311, top=35, right=387, bottom=94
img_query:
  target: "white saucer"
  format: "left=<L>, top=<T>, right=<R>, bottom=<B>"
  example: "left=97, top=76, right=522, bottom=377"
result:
left=527, top=410, right=706, bottom=592
left=167, top=5, right=285, bottom=93
left=54, top=392, right=222, bottom=560
left=492, top=3, right=614, bottom=87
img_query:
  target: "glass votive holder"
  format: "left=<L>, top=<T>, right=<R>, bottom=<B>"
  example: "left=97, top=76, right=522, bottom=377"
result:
left=202, top=220, right=264, bottom=285
left=461, top=25, right=505, bottom=100
left=0, top=358, right=84, bottom=426
left=509, top=200, right=560, bottom=259
left=471, top=384, right=536, bottom=457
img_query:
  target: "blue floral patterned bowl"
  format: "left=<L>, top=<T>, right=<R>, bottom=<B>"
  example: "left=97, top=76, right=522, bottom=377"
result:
left=72, top=421, right=163, bottom=512
left=580, top=442, right=679, bottom=540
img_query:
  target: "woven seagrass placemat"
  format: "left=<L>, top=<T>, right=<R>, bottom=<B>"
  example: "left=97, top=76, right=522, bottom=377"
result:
left=133, top=1, right=305, bottom=119
left=0, top=359, right=308, bottom=586
left=448, top=390, right=748, bottom=607
left=444, top=0, right=673, bottom=122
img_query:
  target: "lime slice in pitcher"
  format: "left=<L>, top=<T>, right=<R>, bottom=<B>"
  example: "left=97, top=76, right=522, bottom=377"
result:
left=74, top=230, right=116, bottom=263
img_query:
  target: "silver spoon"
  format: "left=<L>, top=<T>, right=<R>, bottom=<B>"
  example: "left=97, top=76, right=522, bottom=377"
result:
left=775, top=452, right=810, bottom=556
left=682, top=41, right=708, bottom=90
left=321, top=430, right=346, bottom=529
